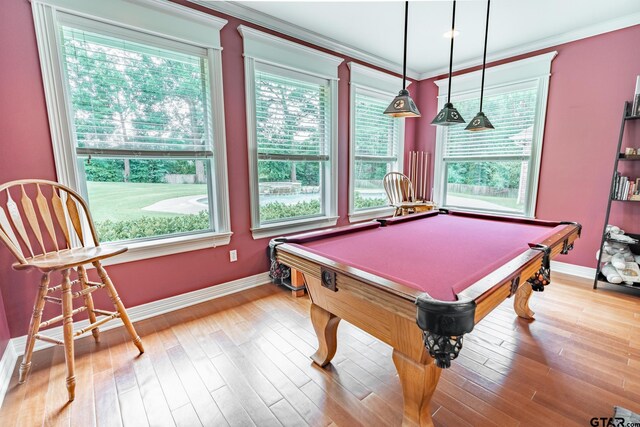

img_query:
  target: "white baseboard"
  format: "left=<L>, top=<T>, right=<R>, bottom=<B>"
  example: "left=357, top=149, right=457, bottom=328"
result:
left=0, top=340, right=17, bottom=407
left=10, top=271, right=271, bottom=357
left=551, top=260, right=596, bottom=279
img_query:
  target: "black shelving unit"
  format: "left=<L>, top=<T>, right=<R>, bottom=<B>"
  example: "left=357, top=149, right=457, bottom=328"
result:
left=594, top=101, right=640, bottom=290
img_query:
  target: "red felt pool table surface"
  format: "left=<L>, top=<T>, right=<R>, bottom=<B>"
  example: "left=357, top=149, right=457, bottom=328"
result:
left=287, top=212, right=564, bottom=302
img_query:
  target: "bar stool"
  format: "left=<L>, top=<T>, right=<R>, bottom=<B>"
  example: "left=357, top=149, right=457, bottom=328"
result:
left=0, top=179, right=143, bottom=401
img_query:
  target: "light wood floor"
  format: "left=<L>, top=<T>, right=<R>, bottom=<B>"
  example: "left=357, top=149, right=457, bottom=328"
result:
left=1, top=273, right=639, bottom=427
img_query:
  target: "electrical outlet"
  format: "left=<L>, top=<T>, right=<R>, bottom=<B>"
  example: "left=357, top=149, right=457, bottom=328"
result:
left=229, top=250, right=237, bottom=262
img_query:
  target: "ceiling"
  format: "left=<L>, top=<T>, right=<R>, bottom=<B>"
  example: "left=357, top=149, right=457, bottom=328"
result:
left=193, top=0, right=640, bottom=79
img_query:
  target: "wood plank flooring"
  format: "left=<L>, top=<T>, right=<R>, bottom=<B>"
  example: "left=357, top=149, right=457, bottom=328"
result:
left=1, top=273, right=639, bottom=426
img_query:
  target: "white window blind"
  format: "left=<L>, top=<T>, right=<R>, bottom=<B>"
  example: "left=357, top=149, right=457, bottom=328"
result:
left=61, top=25, right=213, bottom=158
left=354, top=91, right=400, bottom=161
left=351, top=90, right=401, bottom=213
left=255, top=68, right=329, bottom=161
left=443, top=86, right=537, bottom=161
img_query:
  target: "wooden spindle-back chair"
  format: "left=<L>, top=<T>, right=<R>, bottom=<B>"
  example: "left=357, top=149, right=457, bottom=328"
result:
left=383, top=172, right=435, bottom=217
left=0, top=179, right=143, bottom=401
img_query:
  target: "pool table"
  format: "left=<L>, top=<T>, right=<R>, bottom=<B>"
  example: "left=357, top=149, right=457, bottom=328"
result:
left=271, top=210, right=581, bottom=426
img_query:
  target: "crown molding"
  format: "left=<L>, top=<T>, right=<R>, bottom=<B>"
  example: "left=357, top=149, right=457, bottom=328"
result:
left=418, top=12, right=640, bottom=80
left=187, top=0, right=419, bottom=80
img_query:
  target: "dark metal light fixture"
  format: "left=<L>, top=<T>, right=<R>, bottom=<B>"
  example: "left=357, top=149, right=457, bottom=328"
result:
left=466, top=0, right=495, bottom=132
left=384, top=1, right=421, bottom=118
left=432, top=0, right=465, bottom=126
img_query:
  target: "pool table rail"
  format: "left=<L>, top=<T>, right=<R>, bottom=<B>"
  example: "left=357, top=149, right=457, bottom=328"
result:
left=460, top=221, right=581, bottom=320
left=275, top=219, right=581, bottom=313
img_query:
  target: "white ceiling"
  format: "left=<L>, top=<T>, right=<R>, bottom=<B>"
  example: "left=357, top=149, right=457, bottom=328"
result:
left=194, top=0, right=640, bottom=79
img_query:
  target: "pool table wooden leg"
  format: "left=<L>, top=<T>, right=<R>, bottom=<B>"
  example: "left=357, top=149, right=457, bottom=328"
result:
left=392, top=349, right=441, bottom=427
left=514, top=282, right=535, bottom=319
left=309, top=303, right=341, bottom=367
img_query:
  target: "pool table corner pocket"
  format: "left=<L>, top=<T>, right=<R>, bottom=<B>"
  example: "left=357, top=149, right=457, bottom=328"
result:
left=527, top=243, right=552, bottom=292
left=415, top=295, right=476, bottom=369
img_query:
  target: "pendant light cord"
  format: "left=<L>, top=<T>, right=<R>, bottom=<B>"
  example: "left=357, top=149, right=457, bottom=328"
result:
left=402, top=1, right=409, bottom=91
left=446, top=0, right=457, bottom=104
left=479, top=0, right=490, bottom=112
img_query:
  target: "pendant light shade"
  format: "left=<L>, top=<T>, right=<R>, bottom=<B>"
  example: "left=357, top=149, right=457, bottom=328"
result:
left=465, top=111, right=494, bottom=131
left=384, top=1, right=421, bottom=118
left=432, top=102, right=465, bottom=125
left=432, top=0, right=465, bottom=126
left=384, top=89, right=421, bottom=117
left=465, top=0, right=494, bottom=131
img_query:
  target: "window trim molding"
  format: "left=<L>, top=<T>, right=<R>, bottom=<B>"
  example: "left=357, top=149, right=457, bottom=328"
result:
left=30, top=0, right=232, bottom=263
left=347, top=62, right=406, bottom=222
left=31, top=0, right=227, bottom=47
left=98, top=231, right=233, bottom=267
left=432, top=52, right=556, bottom=218
left=238, top=25, right=343, bottom=79
left=434, top=51, right=557, bottom=96
left=250, top=216, right=340, bottom=240
left=240, top=26, right=342, bottom=239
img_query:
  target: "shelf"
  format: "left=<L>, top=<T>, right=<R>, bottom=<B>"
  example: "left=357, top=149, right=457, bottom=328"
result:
left=618, top=154, right=640, bottom=160
left=596, top=101, right=640, bottom=295
left=605, top=236, right=639, bottom=244
left=596, top=273, right=640, bottom=291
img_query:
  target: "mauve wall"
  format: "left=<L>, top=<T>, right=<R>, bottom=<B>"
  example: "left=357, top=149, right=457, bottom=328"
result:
left=413, top=24, right=640, bottom=269
left=0, top=0, right=61, bottom=349
left=0, top=0, right=414, bottom=338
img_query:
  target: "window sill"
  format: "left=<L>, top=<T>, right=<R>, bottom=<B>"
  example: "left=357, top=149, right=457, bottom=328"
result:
left=97, top=231, right=234, bottom=267
left=348, top=207, right=395, bottom=223
left=251, top=216, right=339, bottom=240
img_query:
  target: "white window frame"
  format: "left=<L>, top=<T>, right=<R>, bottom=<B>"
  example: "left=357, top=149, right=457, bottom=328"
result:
left=348, top=63, right=406, bottom=223
left=239, top=25, right=343, bottom=239
left=433, top=51, right=557, bottom=218
left=30, top=0, right=232, bottom=265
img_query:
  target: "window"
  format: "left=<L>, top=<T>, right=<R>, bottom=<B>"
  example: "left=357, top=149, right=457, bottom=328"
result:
left=254, top=67, right=330, bottom=224
left=240, top=26, right=343, bottom=239
left=31, top=0, right=231, bottom=263
left=348, top=63, right=405, bottom=222
left=433, top=52, right=556, bottom=217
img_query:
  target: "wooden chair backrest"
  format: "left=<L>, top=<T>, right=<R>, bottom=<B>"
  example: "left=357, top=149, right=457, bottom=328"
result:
left=0, top=179, right=99, bottom=265
left=383, top=172, right=416, bottom=205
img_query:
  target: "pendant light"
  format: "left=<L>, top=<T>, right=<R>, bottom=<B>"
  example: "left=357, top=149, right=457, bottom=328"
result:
left=431, top=0, right=465, bottom=126
left=384, top=1, right=421, bottom=118
left=465, top=0, right=495, bottom=131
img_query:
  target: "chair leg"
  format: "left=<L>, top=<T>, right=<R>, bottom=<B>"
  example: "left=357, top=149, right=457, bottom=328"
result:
left=19, top=273, right=50, bottom=384
left=77, top=266, right=100, bottom=343
left=93, top=261, right=144, bottom=354
left=61, top=268, right=76, bottom=401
